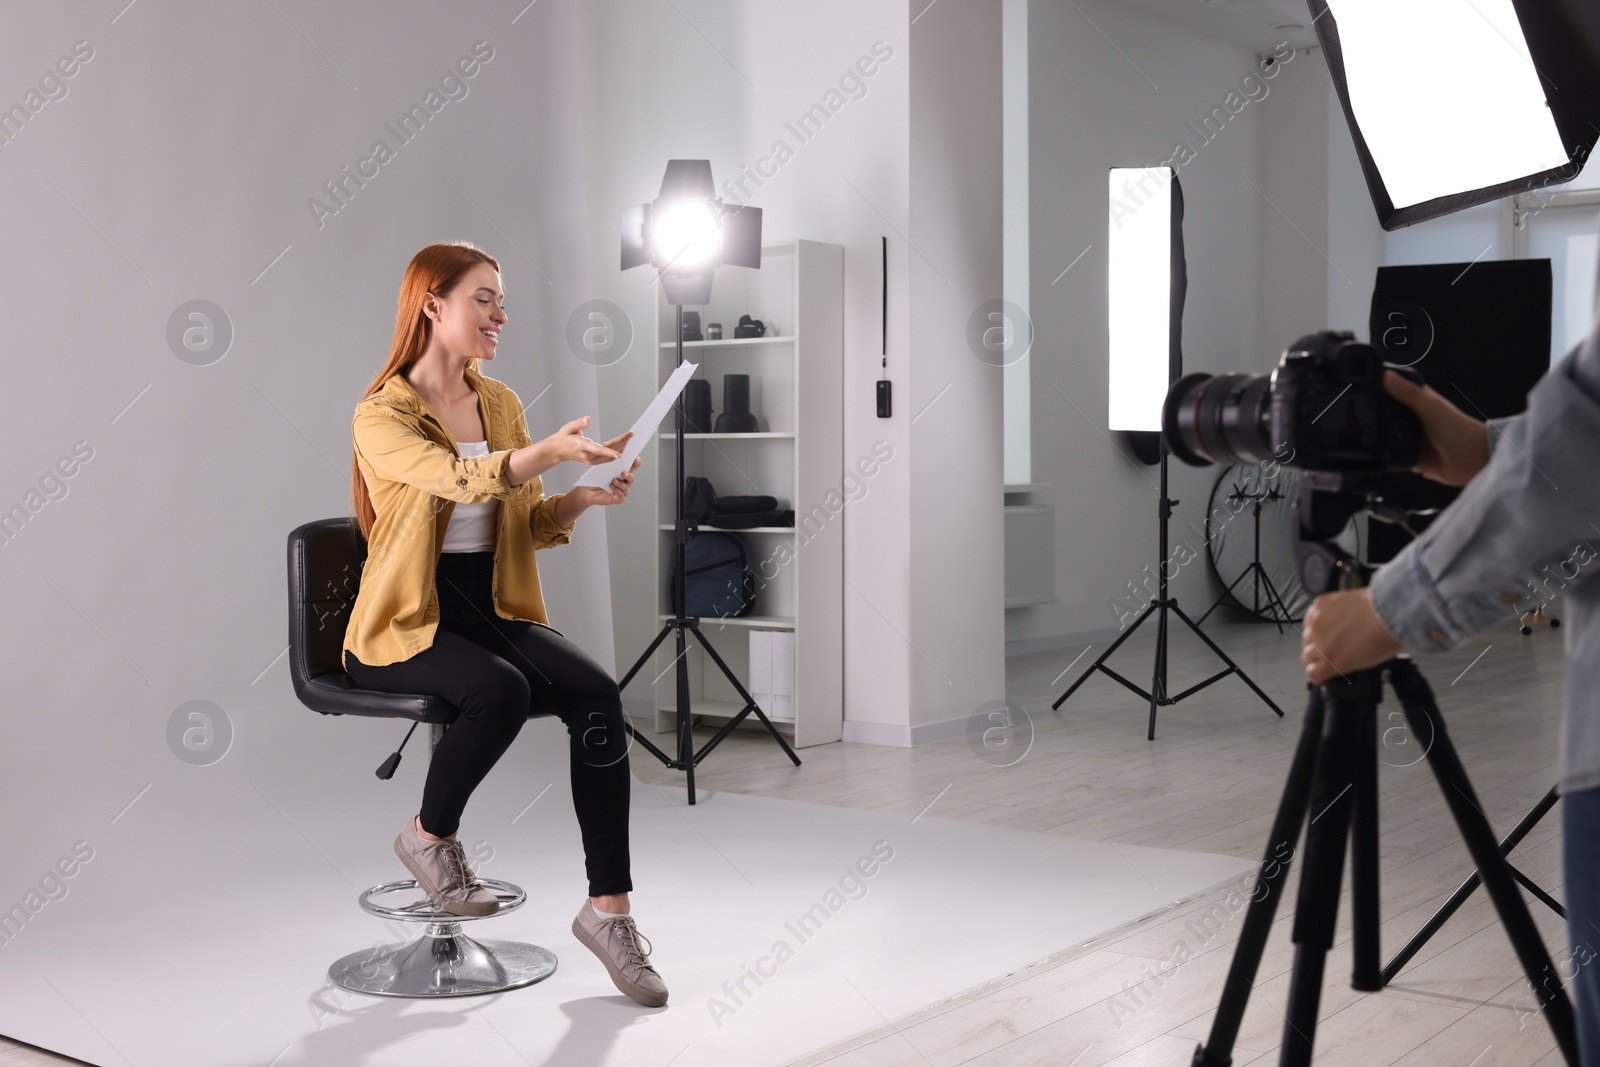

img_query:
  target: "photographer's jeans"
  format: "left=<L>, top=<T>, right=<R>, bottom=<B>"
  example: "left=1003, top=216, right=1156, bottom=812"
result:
left=1565, top=784, right=1600, bottom=1065
left=346, top=550, right=633, bottom=898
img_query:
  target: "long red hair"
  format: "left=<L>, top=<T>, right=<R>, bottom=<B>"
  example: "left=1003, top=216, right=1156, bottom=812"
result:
left=350, top=241, right=501, bottom=540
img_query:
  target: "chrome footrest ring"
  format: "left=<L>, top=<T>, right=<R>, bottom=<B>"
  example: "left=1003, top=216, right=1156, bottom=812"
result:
left=357, top=877, right=526, bottom=923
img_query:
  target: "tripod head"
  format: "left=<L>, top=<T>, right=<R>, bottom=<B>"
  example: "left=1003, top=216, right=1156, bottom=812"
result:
left=1293, top=471, right=1382, bottom=597
left=1293, top=471, right=1442, bottom=597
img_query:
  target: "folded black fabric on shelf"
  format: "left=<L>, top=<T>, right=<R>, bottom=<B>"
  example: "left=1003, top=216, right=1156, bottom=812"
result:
left=683, top=475, right=787, bottom=527
left=702, top=510, right=794, bottom=529
left=711, top=494, right=777, bottom=514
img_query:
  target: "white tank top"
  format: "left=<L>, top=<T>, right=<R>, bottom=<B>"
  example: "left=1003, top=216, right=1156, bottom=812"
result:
left=440, top=440, right=499, bottom=553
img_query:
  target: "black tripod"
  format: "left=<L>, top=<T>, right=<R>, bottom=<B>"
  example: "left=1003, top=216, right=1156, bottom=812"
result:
left=1053, top=443, right=1285, bottom=739
left=1191, top=472, right=1577, bottom=1067
left=1381, top=784, right=1564, bottom=985
left=614, top=303, right=800, bottom=805
left=1196, top=481, right=1297, bottom=632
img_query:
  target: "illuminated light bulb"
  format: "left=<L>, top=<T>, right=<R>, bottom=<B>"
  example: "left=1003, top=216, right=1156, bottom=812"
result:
left=653, top=199, right=720, bottom=268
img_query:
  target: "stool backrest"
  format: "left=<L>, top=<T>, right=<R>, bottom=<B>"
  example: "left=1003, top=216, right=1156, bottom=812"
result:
left=287, top=516, right=367, bottom=696
left=286, top=516, right=489, bottom=726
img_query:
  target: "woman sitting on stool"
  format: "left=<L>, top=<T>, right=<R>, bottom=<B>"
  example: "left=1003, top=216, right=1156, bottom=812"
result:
left=341, top=241, right=663, bottom=1007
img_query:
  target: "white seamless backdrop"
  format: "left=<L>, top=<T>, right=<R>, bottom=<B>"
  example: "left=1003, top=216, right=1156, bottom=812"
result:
left=0, top=0, right=613, bottom=974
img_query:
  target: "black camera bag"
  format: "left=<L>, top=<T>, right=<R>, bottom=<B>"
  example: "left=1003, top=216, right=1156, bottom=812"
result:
left=671, top=530, right=755, bottom=618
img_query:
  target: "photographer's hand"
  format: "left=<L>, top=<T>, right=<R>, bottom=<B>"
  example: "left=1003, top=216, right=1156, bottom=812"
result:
left=1382, top=370, right=1491, bottom=487
left=1301, top=588, right=1403, bottom=685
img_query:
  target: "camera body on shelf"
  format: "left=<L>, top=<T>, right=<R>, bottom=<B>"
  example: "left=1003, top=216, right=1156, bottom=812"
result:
left=1162, top=330, right=1423, bottom=473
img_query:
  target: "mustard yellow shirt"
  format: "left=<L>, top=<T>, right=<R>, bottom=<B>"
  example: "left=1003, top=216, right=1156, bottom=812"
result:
left=342, top=361, right=575, bottom=669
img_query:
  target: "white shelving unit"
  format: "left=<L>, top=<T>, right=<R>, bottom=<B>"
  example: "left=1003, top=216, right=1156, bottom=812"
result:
left=651, top=240, right=843, bottom=748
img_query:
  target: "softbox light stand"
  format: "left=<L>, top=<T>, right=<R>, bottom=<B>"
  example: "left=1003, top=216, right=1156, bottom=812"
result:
left=1053, top=172, right=1283, bottom=739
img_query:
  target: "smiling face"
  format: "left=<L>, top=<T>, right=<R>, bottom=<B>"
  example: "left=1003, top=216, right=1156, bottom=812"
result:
left=423, top=260, right=507, bottom=364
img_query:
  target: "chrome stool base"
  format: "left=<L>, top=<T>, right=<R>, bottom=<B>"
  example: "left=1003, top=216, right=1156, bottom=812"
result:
left=328, top=931, right=558, bottom=998
left=328, top=877, right=557, bottom=998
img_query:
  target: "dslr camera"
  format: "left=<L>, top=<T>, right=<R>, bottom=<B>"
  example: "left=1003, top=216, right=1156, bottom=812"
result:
left=1161, top=329, right=1423, bottom=472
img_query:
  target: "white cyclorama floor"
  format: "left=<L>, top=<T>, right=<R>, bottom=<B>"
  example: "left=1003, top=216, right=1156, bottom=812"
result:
left=0, top=712, right=1253, bottom=1067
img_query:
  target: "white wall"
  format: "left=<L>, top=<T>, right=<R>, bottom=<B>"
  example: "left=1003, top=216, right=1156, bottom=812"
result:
left=1382, top=201, right=1506, bottom=270
left=1003, top=13, right=1400, bottom=654
left=1004, top=0, right=1033, bottom=486
left=906, top=0, right=1006, bottom=738
left=1326, top=63, right=1387, bottom=337
left=0, top=0, right=614, bottom=906
left=576, top=0, right=911, bottom=729
left=1008, top=0, right=1276, bottom=650
left=579, top=0, right=1004, bottom=745
left=1260, top=48, right=1330, bottom=364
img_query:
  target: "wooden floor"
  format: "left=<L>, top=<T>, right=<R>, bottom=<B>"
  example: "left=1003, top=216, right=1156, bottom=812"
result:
left=1, top=615, right=1572, bottom=1067
left=640, top=613, right=1572, bottom=1067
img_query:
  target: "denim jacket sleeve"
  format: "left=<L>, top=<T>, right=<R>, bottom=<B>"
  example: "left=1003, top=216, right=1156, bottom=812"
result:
left=1369, top=341, right=1600, bottom=652
left=352, top=404, right=523, bottom=504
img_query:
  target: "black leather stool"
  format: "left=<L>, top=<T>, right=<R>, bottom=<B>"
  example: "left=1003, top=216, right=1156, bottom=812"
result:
left=287, top=517, right=557, bottom=997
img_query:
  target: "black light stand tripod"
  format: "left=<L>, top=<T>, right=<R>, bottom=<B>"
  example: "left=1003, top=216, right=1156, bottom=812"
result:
left=1052, top=441, right=1285, bottom=740
left=614, top=302, right=801, bottom=805
left=1196, top=480, right=1297, bottom=632
left=1191, top=471, right=1577, bottom=1067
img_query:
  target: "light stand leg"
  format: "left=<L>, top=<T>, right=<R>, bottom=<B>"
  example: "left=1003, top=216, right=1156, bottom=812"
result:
left=689, top=625, right=802, bottom=766
left=613, top=301, right=800, bottom=805
left=1052, top=600, right=1156, bottom=707
left=615, top=624, right=678, bottom=766
left=1196, top=498, right=1297, bottom=631
left=1244, top=493, right=1296, bottom=627
left=1053, top=447, right=1283, bottom=737
left=1249, top=563, right=1298, bottom=629
left=1167, top=601, right=1285, bottom=717
left=1196, top=566, right=1273, bottom=629
left=677, top=623, right=693, bottom=801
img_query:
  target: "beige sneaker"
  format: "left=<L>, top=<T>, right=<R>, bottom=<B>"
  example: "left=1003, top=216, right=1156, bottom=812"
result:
left=572, top=900, right=669, bottom=1006
left=393, top=816, right=499, bottom=918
